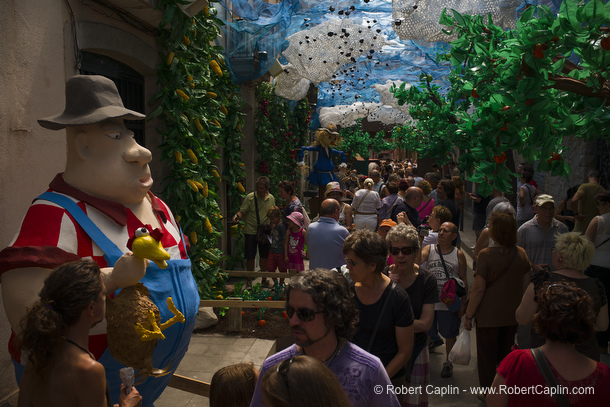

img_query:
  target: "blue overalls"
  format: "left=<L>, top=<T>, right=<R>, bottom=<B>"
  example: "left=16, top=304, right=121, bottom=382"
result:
left=37, top=192, right=199, bottom=406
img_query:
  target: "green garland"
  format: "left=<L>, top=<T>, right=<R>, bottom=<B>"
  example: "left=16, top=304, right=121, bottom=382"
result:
left=254, top=82, right=310, bottom=199
left=151, top=0, right=246, bottom=299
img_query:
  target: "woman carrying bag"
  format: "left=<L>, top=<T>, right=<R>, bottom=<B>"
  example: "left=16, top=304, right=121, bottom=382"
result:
left=464, top=212, right=531, bottom=396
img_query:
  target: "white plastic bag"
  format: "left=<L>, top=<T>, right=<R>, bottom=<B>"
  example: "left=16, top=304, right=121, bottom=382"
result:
left=448, top=330, right=471, bottom=365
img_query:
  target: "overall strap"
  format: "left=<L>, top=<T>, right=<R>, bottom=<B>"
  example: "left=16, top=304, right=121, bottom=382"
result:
left=36, top=191, right=124, bottom=266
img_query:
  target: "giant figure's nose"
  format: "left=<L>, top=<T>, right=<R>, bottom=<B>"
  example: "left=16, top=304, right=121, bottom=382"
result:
left=125, top=135, right=152, bottom=165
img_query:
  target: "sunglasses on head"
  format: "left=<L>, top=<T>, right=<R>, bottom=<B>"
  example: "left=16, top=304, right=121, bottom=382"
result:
left=285, top=305, right=323, bottom=322
left=390, top=246, right=417, bottom=256
left=277, top=356, right=295, bottom=389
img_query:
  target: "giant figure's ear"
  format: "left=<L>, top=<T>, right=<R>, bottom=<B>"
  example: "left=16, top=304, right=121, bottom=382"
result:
left=72, top=130, right=91, bottom=160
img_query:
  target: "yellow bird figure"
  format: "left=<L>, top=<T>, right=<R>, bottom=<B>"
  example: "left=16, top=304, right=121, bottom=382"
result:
left=127, top=226, right=171, bottom=269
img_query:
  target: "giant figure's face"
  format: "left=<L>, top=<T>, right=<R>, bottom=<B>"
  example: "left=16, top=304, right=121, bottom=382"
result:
left=75, top=118, right=152, bottom=206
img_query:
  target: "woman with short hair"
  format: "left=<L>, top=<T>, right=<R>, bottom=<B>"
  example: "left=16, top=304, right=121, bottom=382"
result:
left=516, top=232, right=609, bottom=361
left=487, top=282, right=610, bottom=407
left=344, top=230, right=414, bottom=401
left=386, top=224, right=438, bottom=407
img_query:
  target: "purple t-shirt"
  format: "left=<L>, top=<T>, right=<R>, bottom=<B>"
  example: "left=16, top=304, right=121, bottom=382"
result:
left=249, top=342, right=400, bottom=407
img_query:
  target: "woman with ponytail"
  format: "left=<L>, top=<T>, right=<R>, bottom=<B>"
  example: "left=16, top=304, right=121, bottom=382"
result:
left=18, top=259, right=141, bottom=407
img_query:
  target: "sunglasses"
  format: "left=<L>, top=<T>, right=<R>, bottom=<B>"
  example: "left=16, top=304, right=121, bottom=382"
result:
left=390, top=246, right=418, bottom=256
left=285, top=305, right=323, bottom=322
left=277, top=356, right=295, bottom=389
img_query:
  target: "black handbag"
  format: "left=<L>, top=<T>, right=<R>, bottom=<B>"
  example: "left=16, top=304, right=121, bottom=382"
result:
left=254, top=196, right=271, bottom=247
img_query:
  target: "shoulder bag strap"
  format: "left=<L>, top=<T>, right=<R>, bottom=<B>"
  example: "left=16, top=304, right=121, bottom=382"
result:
left=595, top=235, right=610, bottom=249
left=486, top=247, right=518, bottom=287
left=254, top=194, right=261, bottom=226
left=352, top=190, right=371, bottom=214
left=366, top=282, right=395, bottom=352
left=436, top=245, right=451, bottom=281
left=526, top=184, right=534, bottom=204
left=530, top=348, right=572, bottom=407
left=417, top=198, right=431, bottom=214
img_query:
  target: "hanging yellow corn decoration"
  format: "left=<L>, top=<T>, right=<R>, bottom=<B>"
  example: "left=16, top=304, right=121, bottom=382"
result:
left=174, top=151, right=183, bottom=164
left=202, top=182, right=209, bottom=198
left=205, top=218, right=213, bottom=233
left=220, top=105, right=228, bottom=115
left=187, top=75, right=195, bottom=88
left=193, top=180, right=204, bottom=190
left=187, top=180, right=199, bottom=192
left=187, top=149, right=198, bottom=164
left=211, top=119, right=221, bottom=128
left=212, top=169, right=220, bottom=179
left=182, top=36, right=191, bottom=46
left=237, top=182, right=245, bottom=193
left=203, top=6, right=209, bottom=16
left=166, top=52, right=175, bottom=65
left=194, top=118, right=203, bottom=132
left=190, top=231, right=198, bottom=245
left=210, top=60, right=223, bottom=77
left=176, top=89, right=190, bottom=101
left=182, top=113, right=189, bottom=122
left=175, top=215, right=181, bottom=223
left=206, top=91, right=217, bottom=99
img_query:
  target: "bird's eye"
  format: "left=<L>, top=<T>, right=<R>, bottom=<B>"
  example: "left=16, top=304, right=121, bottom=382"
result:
left=135, top=227, right=149, bottom=237
left=105, top=132, right=121, bottom=140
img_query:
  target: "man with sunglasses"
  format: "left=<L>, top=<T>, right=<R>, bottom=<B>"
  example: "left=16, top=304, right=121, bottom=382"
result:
left=249, top=269, right=400, bottom=407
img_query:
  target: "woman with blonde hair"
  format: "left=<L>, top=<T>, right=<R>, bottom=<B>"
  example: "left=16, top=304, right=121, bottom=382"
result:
left=516, top=232, right=609, bottom=361
left=262, top=355, right=351, bottom=407
left=351, top=178, right=381, bottom=231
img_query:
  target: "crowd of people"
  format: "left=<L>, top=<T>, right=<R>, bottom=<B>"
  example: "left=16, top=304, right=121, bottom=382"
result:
left=222, top=158, right=610, bottom=406
left=18, top=156, right=610, bottom=407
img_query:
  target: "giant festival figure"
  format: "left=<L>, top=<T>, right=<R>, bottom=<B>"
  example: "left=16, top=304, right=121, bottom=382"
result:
left=0, top=75, right=199, bottom=406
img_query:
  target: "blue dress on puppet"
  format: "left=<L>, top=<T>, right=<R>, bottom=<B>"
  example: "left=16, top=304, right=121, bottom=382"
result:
left=297, top=126, right=346, bottom=186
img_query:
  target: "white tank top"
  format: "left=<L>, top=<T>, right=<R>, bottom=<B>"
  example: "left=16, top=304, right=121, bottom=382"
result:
left=591, top=213, right=610, bottom=267
left=427, top=244, right=460, bottom=311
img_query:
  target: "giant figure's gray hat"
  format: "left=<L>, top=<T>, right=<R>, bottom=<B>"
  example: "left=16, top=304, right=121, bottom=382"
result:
left=38, top=75, right=145, bottom=130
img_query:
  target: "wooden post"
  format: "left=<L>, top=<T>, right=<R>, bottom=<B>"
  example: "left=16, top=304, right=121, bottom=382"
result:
left=228, top=297, right=242, bottom=332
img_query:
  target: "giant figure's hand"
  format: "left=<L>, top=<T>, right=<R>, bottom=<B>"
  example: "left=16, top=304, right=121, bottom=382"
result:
left=102, top=253, right=148, bottom=295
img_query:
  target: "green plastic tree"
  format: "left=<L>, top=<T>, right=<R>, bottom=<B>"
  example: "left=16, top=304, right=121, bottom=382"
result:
left=392, top=0, right=610, bottom=196
left=339, top=119, right=396, bottom=158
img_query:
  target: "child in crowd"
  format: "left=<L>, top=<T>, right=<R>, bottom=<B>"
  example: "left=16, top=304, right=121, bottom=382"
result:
left=285, top=211, right=307, bottom=272
left=267, top=206, right=287, bottom=283
left=210, top=362, right=258, bottom=407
